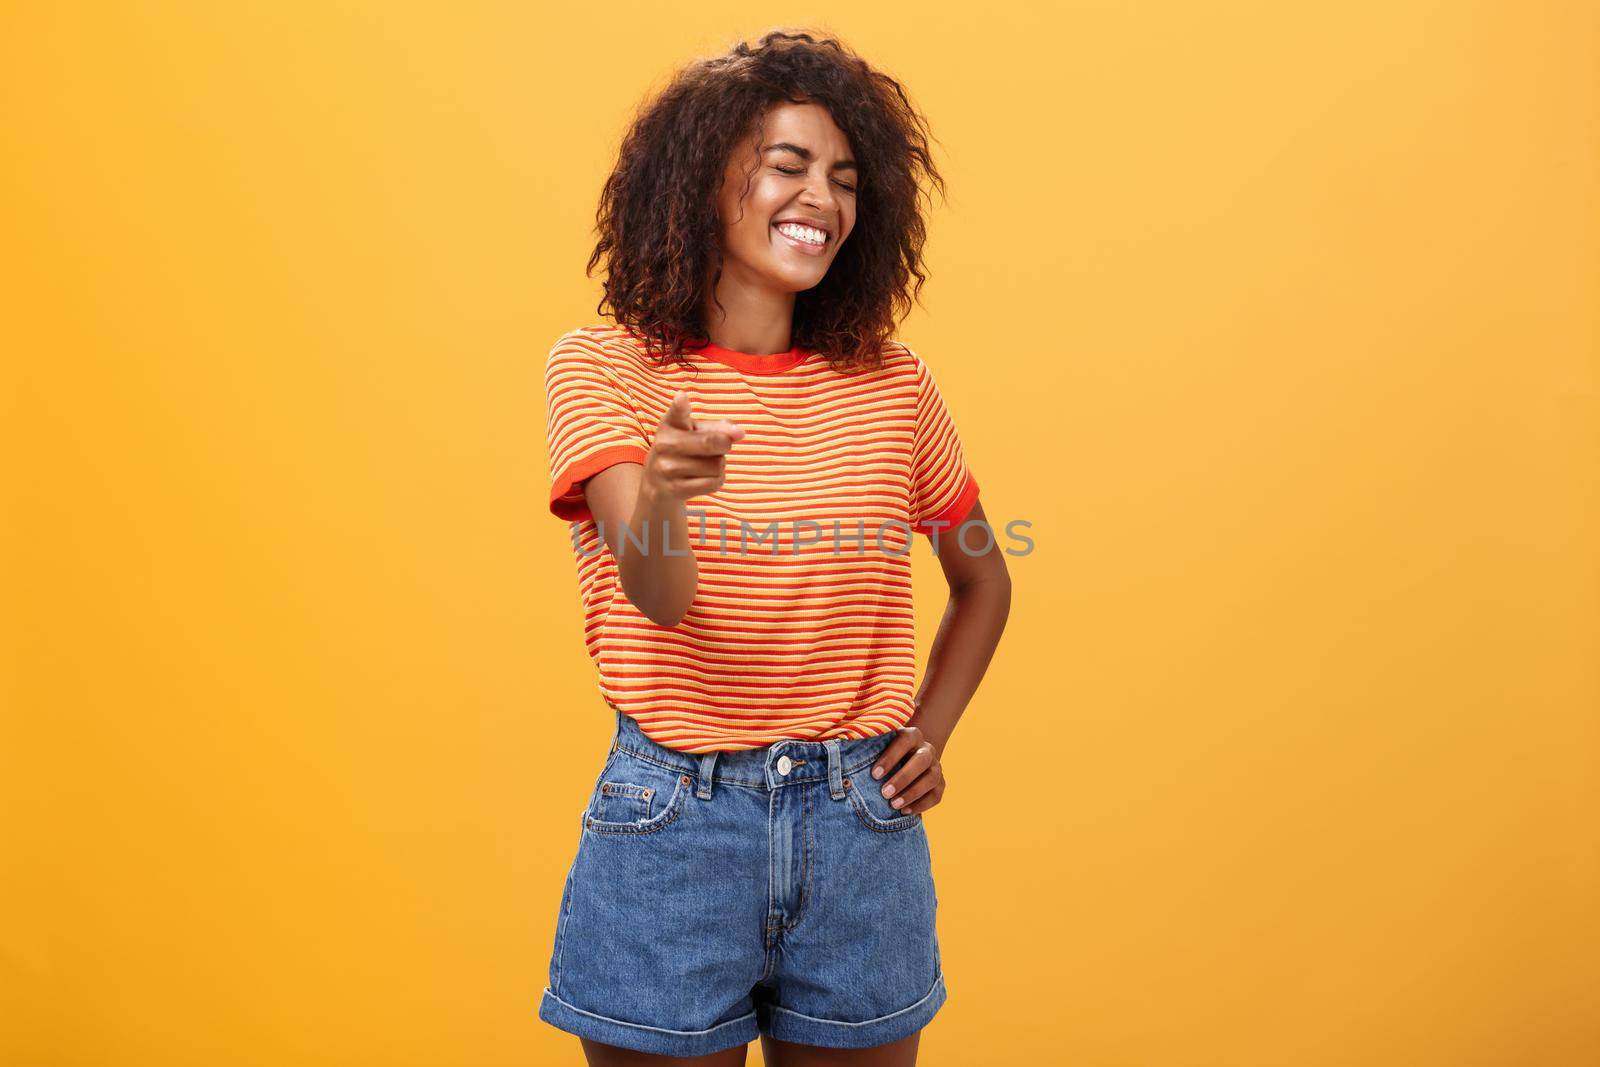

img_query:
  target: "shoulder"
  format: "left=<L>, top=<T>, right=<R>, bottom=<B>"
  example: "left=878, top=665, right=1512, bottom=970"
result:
left=545, top=323, right=654, bottom=379
left=878, top=337, right=915, bottom=363
left=836, top=336, right=916, bottom=379
left=547, top=322, right=628, bottom=362
left=874, top=337, right=934, bottom=388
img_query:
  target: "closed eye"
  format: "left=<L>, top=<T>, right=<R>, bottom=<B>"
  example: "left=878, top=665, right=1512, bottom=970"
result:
left=775, top=165, right=856, bottom=193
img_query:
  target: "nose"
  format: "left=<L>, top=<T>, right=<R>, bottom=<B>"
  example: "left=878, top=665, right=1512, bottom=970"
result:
left=798, top=175, right=838, bottom=216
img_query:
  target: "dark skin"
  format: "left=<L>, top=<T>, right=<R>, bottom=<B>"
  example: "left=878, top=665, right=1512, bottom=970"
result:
left=567, top=99, right=1011, bottom=1067
left=582, top=464, right=1009, bottom=814
left=575, top=469, right=1006, bottom=1067
left=580, top=1032, right=919, bottom=1067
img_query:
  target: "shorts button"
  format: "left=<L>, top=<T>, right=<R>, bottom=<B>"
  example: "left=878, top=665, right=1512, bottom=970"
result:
left=777, top=755, right=792, bottom=775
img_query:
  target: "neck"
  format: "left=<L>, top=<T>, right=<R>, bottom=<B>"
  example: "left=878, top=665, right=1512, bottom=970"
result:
left=702, top=265, right=796, bottom=354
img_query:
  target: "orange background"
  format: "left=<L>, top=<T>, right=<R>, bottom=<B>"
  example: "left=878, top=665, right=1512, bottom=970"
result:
left=4, top=3, right=1596, bottom=1064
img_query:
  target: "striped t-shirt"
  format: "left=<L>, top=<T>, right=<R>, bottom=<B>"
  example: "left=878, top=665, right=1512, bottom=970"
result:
left=543, top=322, right=980, bottom=753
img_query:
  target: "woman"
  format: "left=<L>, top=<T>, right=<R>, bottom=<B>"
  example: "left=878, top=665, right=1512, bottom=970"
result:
left=537, top=29, right=1011, bottom=1067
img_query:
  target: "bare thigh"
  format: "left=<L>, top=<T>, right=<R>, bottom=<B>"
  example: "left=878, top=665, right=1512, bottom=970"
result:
left=760, top=1031, right=920, bottom=1067
left=579, top=1036, right=748, bottom=1067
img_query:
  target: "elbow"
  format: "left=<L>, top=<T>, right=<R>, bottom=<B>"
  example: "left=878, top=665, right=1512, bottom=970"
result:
left=616, top=553, right=699, bottom=628
left=956, top=554, right=1012, bottom=595
left=992, top=573, right=1014, bottom=615
left=621, top=580, right=692, bottom=628
left=644, top=605, right=688, bottom=628
left=626, top=589, right=684, bottom=628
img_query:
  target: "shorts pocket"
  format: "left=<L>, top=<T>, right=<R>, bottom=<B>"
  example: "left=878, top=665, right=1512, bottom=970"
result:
left=591, top=780, right=655, bottom=825
left=843, top=771, right=922, bottom=833
left=583, top=753, right=692, bottom=836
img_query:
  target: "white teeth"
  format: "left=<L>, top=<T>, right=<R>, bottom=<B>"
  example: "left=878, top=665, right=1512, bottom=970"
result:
left=775, top=222, right=826, bottom=246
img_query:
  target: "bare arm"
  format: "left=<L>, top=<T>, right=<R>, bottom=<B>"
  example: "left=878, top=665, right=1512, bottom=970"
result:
left=580, top=461, right=698, bottom=626
left=579, top=392, right=744, bottom=628
left=906, top=496, right=1012, bottom=756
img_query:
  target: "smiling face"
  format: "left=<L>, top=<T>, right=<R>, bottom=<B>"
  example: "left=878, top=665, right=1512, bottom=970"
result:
left=712, top=101, right=859, bottom=296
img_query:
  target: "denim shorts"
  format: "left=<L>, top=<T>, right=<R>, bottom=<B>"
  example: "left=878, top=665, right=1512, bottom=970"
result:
left=536, top=707, right=947, bottom=1056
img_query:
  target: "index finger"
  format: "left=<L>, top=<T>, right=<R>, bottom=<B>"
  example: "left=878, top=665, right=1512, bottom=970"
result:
left=662, top=431, right=725, bottom=458
left=871, top=729, right=920, bottom=783
left=658, top=391, right=696, bottom=432
left=669, top=421, right=745, bottom=456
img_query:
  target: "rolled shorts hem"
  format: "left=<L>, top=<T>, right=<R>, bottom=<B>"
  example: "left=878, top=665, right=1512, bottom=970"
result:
left=762, top=968, right=948, bottom=1049
left=537, top=986, right=758, bottom=1057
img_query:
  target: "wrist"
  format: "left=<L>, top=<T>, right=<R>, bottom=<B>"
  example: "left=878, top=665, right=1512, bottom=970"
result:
left=907, top=717, right=948, bottom=758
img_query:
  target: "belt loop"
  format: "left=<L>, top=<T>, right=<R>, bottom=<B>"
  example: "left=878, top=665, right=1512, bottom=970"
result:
left=696, top=751, right=718, bottom=800
left=824, top=738, right=845, bottom=800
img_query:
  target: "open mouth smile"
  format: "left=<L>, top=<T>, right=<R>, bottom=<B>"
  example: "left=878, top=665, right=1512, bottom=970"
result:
left=772, top=221, right=831, bottom=256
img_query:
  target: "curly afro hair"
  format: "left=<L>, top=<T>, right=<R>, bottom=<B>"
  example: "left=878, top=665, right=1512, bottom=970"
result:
left=584, top=28, right=947, bottom=375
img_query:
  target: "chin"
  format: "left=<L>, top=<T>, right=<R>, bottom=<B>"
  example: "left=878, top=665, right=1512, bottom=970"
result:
left=767, top=260, right=830, bottom=286
left=776, top=273, right=828, bottom=293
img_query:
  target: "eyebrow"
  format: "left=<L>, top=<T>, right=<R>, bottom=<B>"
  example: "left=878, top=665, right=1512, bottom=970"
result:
left=761, top=142, right=858, bottom=172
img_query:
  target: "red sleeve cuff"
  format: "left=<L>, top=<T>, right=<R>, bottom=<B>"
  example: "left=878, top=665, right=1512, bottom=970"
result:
left=549, top=445, right=650, bottom=521
left=912, top=470, right=980, bottom=536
